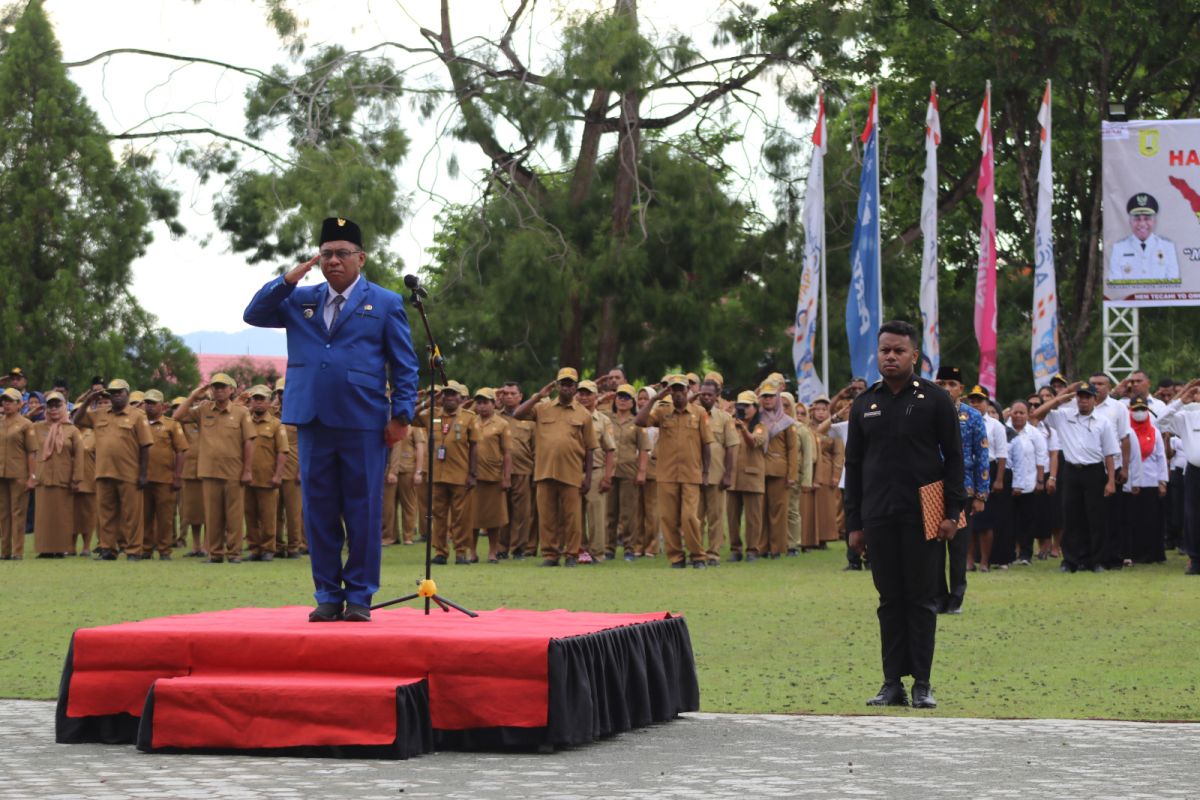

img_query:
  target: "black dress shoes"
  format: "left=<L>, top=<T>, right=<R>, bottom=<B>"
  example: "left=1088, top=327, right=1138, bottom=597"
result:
left=866, top=681, right=908, bottom=707
left=343, top=604, right=371, bottom=622
left=911, top=681, right=937, bottom=708
left=308, top=602, right=343, bottom=622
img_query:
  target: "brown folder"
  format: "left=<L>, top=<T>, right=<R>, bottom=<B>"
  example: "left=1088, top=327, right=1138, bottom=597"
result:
left=919, top=480, right=968, bottom=540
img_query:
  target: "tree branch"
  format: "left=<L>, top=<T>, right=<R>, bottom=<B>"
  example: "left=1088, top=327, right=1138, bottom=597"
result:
left=108, top=127, right=289, bottom=163
left=64, top=48, right=283, bottom=85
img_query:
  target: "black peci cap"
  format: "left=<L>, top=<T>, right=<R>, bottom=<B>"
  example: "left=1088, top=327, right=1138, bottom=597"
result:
left=319, top=217, right=363, bottom=247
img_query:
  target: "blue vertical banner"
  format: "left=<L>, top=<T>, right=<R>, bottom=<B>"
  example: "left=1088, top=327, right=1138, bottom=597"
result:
left=846, top=88, right=882, bottom=385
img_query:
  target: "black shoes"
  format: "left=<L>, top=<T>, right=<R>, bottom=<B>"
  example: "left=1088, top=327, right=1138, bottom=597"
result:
left=539, top=558, right=559, bottom=567
left=728, top=552, right=743, bottom=563
left=430, top=555, right=448, bottom=565
left=911, top=681, right=937, bottom=708
left=669, top=560, right=686, bottom=569
left=343, top=604, right=371, bottom=622
left=786, top=548, right=799, bottom=557
left=1185, top=560, right=1199, bottom=576
left=308, top=602, right=343, bottom=622
left=563, top=556, right=578, bottom=567
left=866, top=681, right=908, bottom=707
left=843, top=563, right=863, bottom=571
left=454, top=555, right=470, bottom=565
left=691, top=560, right=707, bottom=569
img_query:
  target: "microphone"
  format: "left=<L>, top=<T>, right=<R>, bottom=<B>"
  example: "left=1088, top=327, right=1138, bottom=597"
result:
left=403, top=274, right=428, bottom=298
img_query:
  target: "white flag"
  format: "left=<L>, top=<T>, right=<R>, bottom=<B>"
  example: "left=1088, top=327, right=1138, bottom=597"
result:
left=1032, top=80, right=1060, bottom=388
left=919, top=84, right=940, bottom=379
left=794, top=94, right=827, bottom=404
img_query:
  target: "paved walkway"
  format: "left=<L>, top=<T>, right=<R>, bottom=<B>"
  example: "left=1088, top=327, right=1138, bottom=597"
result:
left=4, top=700, right=1198, bottom=799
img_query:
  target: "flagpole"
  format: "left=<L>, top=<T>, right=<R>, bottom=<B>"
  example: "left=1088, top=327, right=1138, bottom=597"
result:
left=873, top=85, right=883, bottom=321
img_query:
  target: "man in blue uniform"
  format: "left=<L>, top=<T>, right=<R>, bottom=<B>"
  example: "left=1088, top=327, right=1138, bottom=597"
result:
left=933, top=366, right=989, bottom=614
left=244, top=217, right=419, bottom=622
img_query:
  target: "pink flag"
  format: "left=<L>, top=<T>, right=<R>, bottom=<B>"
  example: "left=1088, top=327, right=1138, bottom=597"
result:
left=974, top=82, right=998, bottom=395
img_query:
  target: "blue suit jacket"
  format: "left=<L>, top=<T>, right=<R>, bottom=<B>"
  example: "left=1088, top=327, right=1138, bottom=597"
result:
left=243, top=275, right=419, bottom=430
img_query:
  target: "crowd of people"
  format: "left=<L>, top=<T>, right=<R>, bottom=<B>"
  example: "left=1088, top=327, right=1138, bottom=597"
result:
left=1, top=362, right=1197, bottom=585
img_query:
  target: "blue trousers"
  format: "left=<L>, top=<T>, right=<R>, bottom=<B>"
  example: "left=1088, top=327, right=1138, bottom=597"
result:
left=297, top=424, right=386, bottom=607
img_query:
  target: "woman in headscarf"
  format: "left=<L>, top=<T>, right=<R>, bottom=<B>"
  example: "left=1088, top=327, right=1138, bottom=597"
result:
left=1123, top=398, right=1167, bottom=564
left=782, top=393, right=816, bottom=555
left=0, top=388, right=38, bottom=559
left=32, top=392, right=84, bottom=557
left=807, top=396, right=846, bottom=550
left=759, top=381, right=798, bottom=558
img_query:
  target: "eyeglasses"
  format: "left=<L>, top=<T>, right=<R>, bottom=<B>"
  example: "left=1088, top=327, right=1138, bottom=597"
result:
left=319, top=248, right=362, bottom=261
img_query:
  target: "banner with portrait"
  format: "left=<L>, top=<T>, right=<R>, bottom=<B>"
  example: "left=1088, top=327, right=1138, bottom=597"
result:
left=1102, top=119, right=1200, bottom=307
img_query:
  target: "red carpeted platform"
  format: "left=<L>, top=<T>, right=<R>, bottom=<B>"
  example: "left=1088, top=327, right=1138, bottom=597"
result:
left=55, top=607, right=699, bottom=758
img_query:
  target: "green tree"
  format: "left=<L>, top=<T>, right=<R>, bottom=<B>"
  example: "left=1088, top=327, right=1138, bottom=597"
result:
left=0, top=0, right=197, bottom=396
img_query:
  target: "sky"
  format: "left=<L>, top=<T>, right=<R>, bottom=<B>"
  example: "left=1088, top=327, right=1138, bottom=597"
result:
left=42, top=0, right=798, bottom=338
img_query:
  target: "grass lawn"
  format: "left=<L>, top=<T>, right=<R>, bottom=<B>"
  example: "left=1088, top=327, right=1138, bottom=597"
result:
left=2, top=537, right=1197, bottom=721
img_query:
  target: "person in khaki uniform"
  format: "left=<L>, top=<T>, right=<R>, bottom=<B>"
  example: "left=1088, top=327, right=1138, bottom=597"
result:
left=1, top=387, right=38, bottom=560
left=174, top=373, right=256, bottom=563
left=499, top=382, right=536, bottom=559
left=384, top=421, right=426, bottom=546
left=72, top=380, right=153, bottom=560
left=272, top=379, right=305, bottom=558
left=697, top=379, right=738, bottom=565
left=31, top=393, right=85, bottom=557
left=73, top=423, right=97, bottom=556
left=417, top=381, right=478, bottom=565
left=635, top=386, right=661, bottom=557
left=469, top=388, right=512, bottom=562
left=514, top=367, right=597, bottom=567
left=172, top=396, right=206, bottom=557
left=726, top=391, right=769, bottom=560
left=606, top=384, right=649, bottom=561
left=806, top=396, right=845, bottom=547
left=140, top=390, right=188, bottom=560
left=782, top=393, right=816, bottom=555
left=243, top=385, right=289, bottom=560
left=758, top=381, right=799, bottom=559
left=576, top=380, right=616, bottom=563
left=638, top=375, right=713, bottom=568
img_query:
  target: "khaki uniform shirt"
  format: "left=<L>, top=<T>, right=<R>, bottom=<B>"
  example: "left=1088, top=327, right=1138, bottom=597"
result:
left=248, top=413, right=290, bottom=488
left=613, top=415, right=650, bottom=481
left=32, top=422, right=85, bottom=488
left=282, top=424, right=301, bottom=481
left=530, top=400, right=598, bottom=487
left=180, top=419, right=201, bottom=480
left=764, top=422, right=799, bottom=481
left=796, top=424, right=816, bottom=488
left=0, top=414, right=38, bottom=480
left=813, top=428, right=845, bottom=487
left=474, top=415, right=512, bottom=483
left=589, top=409, right=617, bottom=472
left=146, top=417, right=189, bottom=485
left=704, top=406, right=740, bottom=485
left=388, top=426, right=427, bottom=477
left=419, top=408, right=478, bottom=486
left=185, top=401, right=256, bottom=481
left=502, top=411, right=536, bottom=476
left=648, top=401, right=713, bottom=485
left=730, top=421, right=769, bottom=493
left=76, top=406, right=154, bottom=482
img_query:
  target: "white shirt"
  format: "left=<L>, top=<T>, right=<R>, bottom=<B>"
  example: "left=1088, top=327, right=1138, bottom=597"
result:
left=1092, top=395, right=1131, bottom=445
left=1007, top=424, right=1048, bottom=493
left=1044, top=407, right=1120, bottom=466
left=324, top=274, right=362, bottom=329
left=1126, top=425, right=1167, bottom=489
left=1108, top=233, right=1180, bottom=283
left=982, top=415, right=1008, bottom=462
left=1158, top=399, right=1200, bottom=469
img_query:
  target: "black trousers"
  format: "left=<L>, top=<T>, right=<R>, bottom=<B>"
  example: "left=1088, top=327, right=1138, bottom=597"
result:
left=1126, top=489, right=1165, bottom=563
left=866, top=515, right=941, bottom=682
left=938, top=511, right=970, bottom=609
left=1185, top=466, right=1200, bottom=562
left=1167, top=467, right=1185, bottom=549
left=1011, top=492, right=1038, bottom=562
left=1060, top=462, right=1107, bottom=570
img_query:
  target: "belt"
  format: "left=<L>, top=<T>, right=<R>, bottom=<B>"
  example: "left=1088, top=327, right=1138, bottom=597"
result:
left=1065, top=461, right=1103, bottom=470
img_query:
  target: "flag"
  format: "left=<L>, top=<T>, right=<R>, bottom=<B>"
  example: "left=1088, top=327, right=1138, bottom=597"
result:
left=919, top=84, right=941, bottom=379
left=794, top=94, right=827, bottom=405
left=974, top=82, right=998, bottom=395
left=846, top=87, right=882, bottom=385
left=1032, top=80, right=1059, bottom=389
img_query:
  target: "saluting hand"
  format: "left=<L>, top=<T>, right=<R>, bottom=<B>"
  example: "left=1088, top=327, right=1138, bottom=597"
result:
left=538, top=381, right=556, bottom=399
left=284, top=253, right=321, bottom=286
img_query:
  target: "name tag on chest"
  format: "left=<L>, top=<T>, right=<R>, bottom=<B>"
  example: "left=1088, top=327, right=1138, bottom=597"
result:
left=863, top=410, right=882, bottom=418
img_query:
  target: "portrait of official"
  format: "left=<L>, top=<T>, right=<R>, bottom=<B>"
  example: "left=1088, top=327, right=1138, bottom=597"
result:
left=1107, top=193, right=1180, bottom=284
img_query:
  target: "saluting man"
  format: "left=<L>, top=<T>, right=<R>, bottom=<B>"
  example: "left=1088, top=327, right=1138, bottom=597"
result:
left=244, top=217, right=419, bottom=622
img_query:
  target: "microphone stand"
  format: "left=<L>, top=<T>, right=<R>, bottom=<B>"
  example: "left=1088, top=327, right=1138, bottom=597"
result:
left=371, top=281, right=477, bottom=618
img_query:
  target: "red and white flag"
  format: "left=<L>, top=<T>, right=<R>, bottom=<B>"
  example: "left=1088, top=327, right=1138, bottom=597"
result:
left=974, top=81, right=998, bottom=395
left=919, top=84, right=941, bottom=379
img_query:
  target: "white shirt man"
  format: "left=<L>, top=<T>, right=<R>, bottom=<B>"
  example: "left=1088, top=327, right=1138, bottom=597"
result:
left=1108, top=232, right=1180, bottom=283
left=1007, top=424, right=1048, bottom=494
